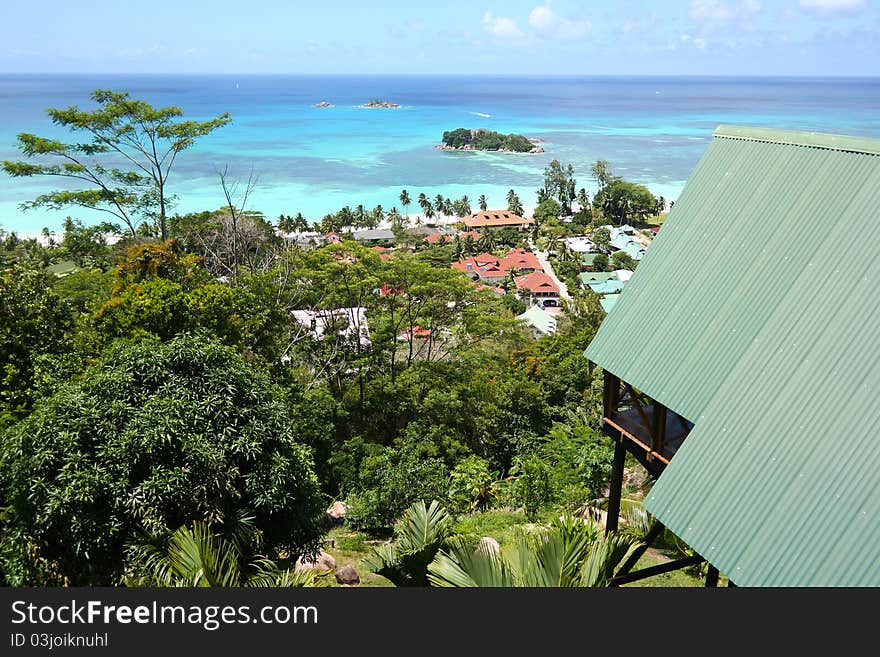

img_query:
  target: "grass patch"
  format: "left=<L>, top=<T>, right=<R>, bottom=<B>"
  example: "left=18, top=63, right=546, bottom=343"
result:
left=622, top=549, right=730, bottom=588
left=319, top=526, right=395, bottom=587
left=452, top=508, right=535, bottom=546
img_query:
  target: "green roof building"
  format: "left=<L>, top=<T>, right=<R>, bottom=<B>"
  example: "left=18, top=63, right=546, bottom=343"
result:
left=599, top=293, right=620, bottom=314
left=579, top=271, right=618, bottom=286
left=584, top=125, right=880, bottom=587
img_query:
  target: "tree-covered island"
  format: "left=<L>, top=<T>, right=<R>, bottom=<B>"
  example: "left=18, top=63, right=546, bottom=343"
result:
left=439, top=128, right=544, bottom=153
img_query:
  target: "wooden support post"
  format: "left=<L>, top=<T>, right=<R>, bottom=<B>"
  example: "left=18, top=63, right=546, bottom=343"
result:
left=705, top=564, right=719, bottom=588
left=603, top=371, right=620, bottom=420
left=609, top=555, right=705, bottom=587
left=605, top=439, right=626, bottom=535
left=651, top=403, right=667, bottom=457
left=615, top=520, right=666, bottom=578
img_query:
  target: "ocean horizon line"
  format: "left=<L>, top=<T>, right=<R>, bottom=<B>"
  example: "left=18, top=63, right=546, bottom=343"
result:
left=2, top=72, right=879, bottom=80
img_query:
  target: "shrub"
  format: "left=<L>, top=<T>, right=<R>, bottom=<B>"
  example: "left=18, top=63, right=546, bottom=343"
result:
left=449, top=455, right=496, bottom=514
left=0, top=335, right=324, bottom=585
left=514, top=456, right=553, bottom=521
left=345, top=445, right=450, bottom=532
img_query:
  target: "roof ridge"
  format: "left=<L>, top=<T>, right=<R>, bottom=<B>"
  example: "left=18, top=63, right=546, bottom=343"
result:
left=714, top=124, right=880, bottom=156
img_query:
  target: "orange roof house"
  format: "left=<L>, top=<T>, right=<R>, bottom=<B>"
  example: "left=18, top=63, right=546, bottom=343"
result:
left=371, top=245, right=394, bottom=261
left=502, top=248, right=542, bottom=272
left=424, top=233, right=453, bottom=245
left=514, top=271, right=560, bottom=306
left=451, top=248, right=543, bottom=283
left=462, top=211, right=535, bottom=230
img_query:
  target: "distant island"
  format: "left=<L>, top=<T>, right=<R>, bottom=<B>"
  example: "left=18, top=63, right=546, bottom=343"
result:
left=360, top=98, right=400, bottom=108
left=314, top=101, right=334, bottom=108
left=438, top=128, right=545, bottom=153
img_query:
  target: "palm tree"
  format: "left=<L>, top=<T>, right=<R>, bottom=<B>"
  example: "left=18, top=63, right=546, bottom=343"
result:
left=125, top=514, right=318, bottom=587
left=477, top=232, right=496, bottom=253
left=427, top=515, right=639, bottom=587
left=363, top=500, right=452, bottom=587
left=293, top=212, right=309, bottom=233
left=539, top=233, right=561, bottom=255
left=277, top=214, right=296, bottom=234
left=442, top=197, right=454, bottom=219
left=462, top=233, right=476, bottom=256
left=434, top=194, right=445, bottom=219
left=458, top=195, right=471, bottom=217
left=508, top=192, right=524, bottom=217
left=452, top=235, right=465, bottom=260
left=478, top=194, right=488, bottom=211
left=558, top=241, right=575, bottom=263
left=354, top=204, right=367, bottom=228
left=399, top=189, right=411, bottom=216
left=418, top=193, right=430, bottom=224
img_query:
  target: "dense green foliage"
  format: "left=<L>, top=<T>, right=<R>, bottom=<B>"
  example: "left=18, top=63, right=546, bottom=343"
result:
left=362, top=500, right=452, bottom=586
left=125, top=513, right=318, bottom=588
left=441, top=128, right=534, bottom=153
left=428, top=512, right=640, bottom=587
left=0, top=336, right=324, bottom=585
left=0, top=265, right=74, bottom=426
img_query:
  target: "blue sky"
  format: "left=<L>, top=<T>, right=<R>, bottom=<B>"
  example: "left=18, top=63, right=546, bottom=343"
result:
left=2, top=0, right=877, bottom=75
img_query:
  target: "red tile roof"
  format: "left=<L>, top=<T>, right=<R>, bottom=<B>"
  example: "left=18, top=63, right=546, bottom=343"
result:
left=424, top=233, right=453, bottom=244
left=514, top=271, right=560, bottom=294
left=502, top=248, right=542, bottom=272
left=452, top=248, right=544, bottom=281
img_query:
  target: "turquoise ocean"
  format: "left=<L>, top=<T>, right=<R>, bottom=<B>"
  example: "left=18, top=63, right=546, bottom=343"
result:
left=1, top=74, right=879, bottom=235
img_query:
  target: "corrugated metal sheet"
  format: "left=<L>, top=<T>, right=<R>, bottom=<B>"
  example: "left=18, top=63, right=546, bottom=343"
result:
left=585, top=125, right=880, bottom=586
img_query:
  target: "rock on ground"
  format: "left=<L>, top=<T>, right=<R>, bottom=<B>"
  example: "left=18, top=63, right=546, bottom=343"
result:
left=325, top=501, right=347, bottom=523
left=294, top=551, right=337, bottom=573
left=335, top=565, right=360, bottom=586
left=477, top=536, right=501, bottom=556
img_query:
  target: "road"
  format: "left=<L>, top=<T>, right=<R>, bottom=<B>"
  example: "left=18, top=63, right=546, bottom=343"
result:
left=534, top=250, right=571, bottom=301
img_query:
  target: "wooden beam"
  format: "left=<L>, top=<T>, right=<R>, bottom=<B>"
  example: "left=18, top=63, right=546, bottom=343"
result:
left=605, top=440, right=626, bottom=534
left=603, top=371, right=620, bottom=420
left=705, top=565, right=719, bottom=587
left=609, top=555, right=705, bottom=586
left=623, top=383, right=652, bottom=430
left=614, top=521, right=666, bottom=578
left=651, top=403, right=668, bottom=457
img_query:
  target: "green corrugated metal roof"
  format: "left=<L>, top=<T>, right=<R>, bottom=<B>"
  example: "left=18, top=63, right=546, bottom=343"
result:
left=588, top=279, right=625, bottom=295
left=585, top=124, right=880, bottom=586
left=516, top=305, right=557, bottom=335
left=579, top=271, right=618, bottom=285
left=599, top=294, right=620, bottom=313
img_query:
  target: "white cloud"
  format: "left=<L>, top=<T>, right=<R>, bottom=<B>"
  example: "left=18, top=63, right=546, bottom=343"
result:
left=798, top=0, right=867, bottom=15
left=482, top=12, right=525, bottom=38
left=680, top=34, right=708, bottom=50
left=690, top=0, right=761, bottom=22
left=527, top=5, right=591, bottom=40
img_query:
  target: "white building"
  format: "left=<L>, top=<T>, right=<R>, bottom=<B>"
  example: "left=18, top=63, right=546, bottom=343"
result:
left=291, top=307, right=371, bottom=349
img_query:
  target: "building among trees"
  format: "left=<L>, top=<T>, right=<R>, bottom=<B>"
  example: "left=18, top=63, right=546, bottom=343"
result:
left=462, top=211, right=535, bottom=231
